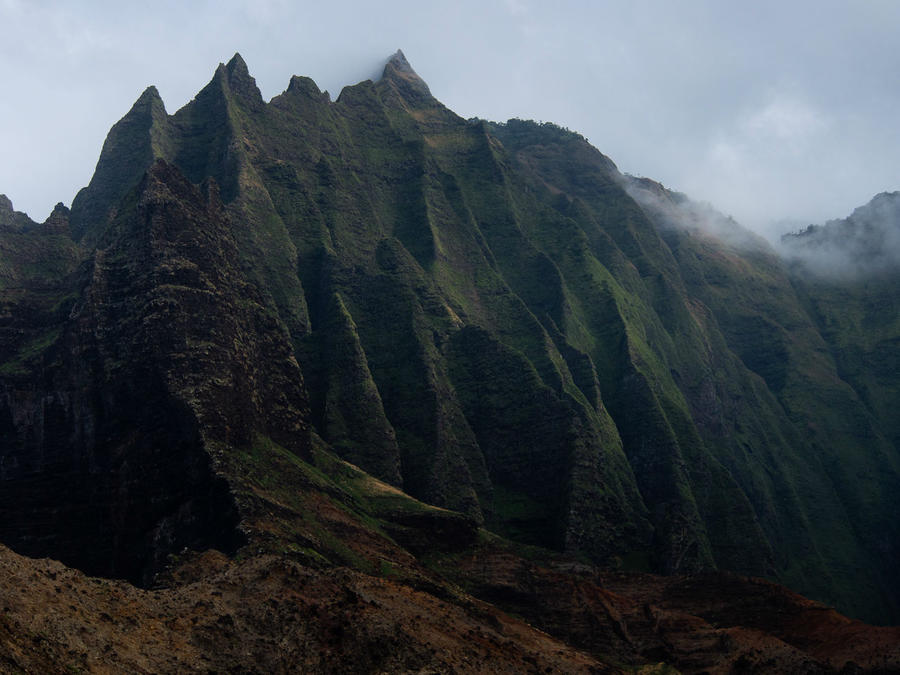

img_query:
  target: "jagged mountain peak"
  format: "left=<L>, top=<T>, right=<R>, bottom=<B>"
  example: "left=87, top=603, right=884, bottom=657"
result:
left=286, top=74, right=326, bottom=100
left=212, top=52, right=264, bottom=106
left=385, top=49, right=413, bottom=73
left=68, top=82, right=173, bottom=240
left=380, top=48, right=432, bottom=100
left=226, top=52, right=249, bottom=75
left=136, top=84, right=163, bottom=104
left=121, top=85, right=168, bottom=123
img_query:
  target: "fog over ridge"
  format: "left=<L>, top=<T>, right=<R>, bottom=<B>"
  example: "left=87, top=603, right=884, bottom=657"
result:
left=1, top=1, right=898, bottom=239
left=779, top=191, right=900, bottom=279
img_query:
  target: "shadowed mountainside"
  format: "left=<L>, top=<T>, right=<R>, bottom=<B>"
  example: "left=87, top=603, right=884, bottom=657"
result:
left=0, top=50, right=898, bottom=671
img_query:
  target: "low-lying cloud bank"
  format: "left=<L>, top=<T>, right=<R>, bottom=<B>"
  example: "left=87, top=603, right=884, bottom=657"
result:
left=779, top=192, right=900, bottom=280
left=623, top=174, right=770, bottom=252
left=624, top=173, right=900, bottom=282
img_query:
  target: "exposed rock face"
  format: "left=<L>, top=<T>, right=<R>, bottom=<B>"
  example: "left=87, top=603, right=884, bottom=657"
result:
left=0, top=160, right=310, bottom=584
left=1, top=52, right=899, bottom=632
left=381, top=48, right=433, bottom=101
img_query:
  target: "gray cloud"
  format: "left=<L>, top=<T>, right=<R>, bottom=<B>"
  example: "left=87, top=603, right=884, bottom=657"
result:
left=779, top=191, right=900, bottom=280
left=1, top=0, right=898, bottom=238
left=622, top=174, right=769, bottom=253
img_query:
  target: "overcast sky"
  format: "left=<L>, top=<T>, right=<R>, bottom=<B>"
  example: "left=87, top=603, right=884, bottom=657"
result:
left=2, top=0, right=898, bottom=239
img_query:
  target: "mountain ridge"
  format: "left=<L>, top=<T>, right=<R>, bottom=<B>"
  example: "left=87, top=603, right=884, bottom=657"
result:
left=782, top=190, right=900, bottom=278
left=1, top=53, right=898, bottom=671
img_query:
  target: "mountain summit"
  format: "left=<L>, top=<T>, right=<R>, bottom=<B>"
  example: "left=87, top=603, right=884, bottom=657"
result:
left=385, top=48, right=414, bottom=74
left=220, top=52, right=265, bottom=106
left=381, top=48, right=433, bottom=100
left=0, top=53, right=899, bottom=670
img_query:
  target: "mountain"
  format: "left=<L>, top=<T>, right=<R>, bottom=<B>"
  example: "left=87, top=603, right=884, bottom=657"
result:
left=0, top=51, right=898, bottom=670
left=782, top=191, right=900, bottom=478
left=781, top=191, right=900, bottom=278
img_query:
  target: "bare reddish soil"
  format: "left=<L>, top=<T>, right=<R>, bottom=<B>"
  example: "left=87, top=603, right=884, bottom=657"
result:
left=0, top=545, right=613, bottom=674
left=2, top=539, right=898, bottom=674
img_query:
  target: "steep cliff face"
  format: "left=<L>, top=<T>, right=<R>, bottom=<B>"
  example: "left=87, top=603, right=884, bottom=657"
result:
left=616, top=178, right=900, bottom=618
left=781, top=193, right=900, bottom=453
left=779, top=193, right=900, bottom=620
left=1, top=52, right=899, bottom=625
left=0, top=161, right=310, bottom=584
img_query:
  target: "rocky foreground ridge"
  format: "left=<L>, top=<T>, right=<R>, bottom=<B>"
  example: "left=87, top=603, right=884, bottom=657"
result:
left=2, top=539, right=899, bottom=673
left=1, top=51, right=899, bottom=670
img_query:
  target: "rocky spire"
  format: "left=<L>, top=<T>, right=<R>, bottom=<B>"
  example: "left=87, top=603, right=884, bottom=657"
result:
left=69, top=85, right=170, bottom=241
left=380, top=49, right=432, bottom=102
left=219, top=53, right=264, bottom=108
left=384, top=49, right=415, bottom=76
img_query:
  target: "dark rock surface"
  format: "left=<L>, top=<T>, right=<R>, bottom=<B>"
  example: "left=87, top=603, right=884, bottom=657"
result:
left=0, top=161, right=310, bottom=584
left=1, top=52, right=899, bottom=633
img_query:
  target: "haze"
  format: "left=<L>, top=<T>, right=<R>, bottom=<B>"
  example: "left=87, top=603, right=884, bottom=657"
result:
left=2, top=0, right=898, bottom=240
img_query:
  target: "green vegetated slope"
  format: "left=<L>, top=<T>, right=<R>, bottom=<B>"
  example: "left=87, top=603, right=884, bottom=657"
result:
left=2, top=51, right=899, bottom=624
left=779, top=195, right=900, bottom=621
left=783, top=192, right=900, bottom=451
left=622, top=180, right=900, bottom=623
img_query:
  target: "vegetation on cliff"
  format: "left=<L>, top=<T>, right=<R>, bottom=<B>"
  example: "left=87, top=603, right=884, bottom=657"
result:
left=1, top=51, right=898, bottom=674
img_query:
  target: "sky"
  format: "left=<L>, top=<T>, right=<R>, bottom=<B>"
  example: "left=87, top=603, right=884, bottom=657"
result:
left=1, top=0, right=898, bottom=240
